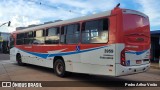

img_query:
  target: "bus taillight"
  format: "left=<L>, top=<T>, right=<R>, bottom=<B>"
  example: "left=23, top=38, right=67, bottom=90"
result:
left=121, top=49, right=126, bottom=66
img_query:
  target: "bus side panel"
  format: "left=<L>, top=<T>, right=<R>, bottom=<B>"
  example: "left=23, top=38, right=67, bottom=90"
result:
left=22, top=52, right=53, bottom=68
left=72, top=62, right=116, bottom=76
left=12, top=46, right=54, bottom=68
left=62, top=53, right=81, bottom=72
left=10, top=47, right=17, bottom=63
left=73, top=44, right=116, bottom=76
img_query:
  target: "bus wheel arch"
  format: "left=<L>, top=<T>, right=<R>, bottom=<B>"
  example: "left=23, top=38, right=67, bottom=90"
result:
left=16, top=53, right=24, bottom=66
left=53, top=56, right=67, bottom=77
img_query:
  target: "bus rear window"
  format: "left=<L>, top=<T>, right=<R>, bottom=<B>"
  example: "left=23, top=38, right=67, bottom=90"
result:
left=123, top=14, right=149, bottom=31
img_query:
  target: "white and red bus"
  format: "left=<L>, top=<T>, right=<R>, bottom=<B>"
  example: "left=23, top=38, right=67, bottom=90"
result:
left=10, top=6, right=150, bottom=77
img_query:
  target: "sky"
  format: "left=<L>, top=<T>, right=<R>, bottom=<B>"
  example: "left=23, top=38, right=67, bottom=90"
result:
left=0, top=0, right=160, bottom=33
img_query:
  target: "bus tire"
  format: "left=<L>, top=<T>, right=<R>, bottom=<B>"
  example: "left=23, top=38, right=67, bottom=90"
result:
left=54, top=59, right=67, bottom=77
left=16, top=54, right=24, bottom=66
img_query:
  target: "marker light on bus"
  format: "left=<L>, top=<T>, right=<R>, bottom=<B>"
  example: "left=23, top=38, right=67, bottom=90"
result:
left=121, top=49, right=126, bottom=66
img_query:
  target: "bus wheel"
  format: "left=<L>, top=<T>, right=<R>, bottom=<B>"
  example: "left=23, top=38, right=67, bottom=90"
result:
left=54, top=59, right=66, bottom=77
left=16, top=54, right=24, bottom=66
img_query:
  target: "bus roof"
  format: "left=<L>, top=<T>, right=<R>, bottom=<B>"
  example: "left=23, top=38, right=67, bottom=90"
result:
left=13, top=10, right=111, bottom=34
left=122, top=9, right=148, bottom=18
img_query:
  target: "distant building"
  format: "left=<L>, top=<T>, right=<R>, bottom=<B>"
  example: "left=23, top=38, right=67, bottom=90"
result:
left=151, top=30, right=160, bottom=63
left=0, top=32, right=10, bottom=53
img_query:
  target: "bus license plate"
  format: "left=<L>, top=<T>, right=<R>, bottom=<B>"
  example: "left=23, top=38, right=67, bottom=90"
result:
left=136, top=60, right=142, bottom=64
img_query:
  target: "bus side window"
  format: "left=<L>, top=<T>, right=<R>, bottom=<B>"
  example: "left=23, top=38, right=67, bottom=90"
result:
left=33, top=30, right=45, bottom=44
left=81, top=22, right=90, bottom=43
left=16, top=33, right=24, bottom=45
left=45, top=27, right=60, bottom=44
left=61, top=23, right=80, bottom=44
left=81, top=18, right=109, bottom=44
left=66, top=23, right=80, bottom=44
left=60, top=26, right=66, bottom=44
left=24, top=31, right=33, bottom=44
left=103, top=18, right=108, bottom=30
